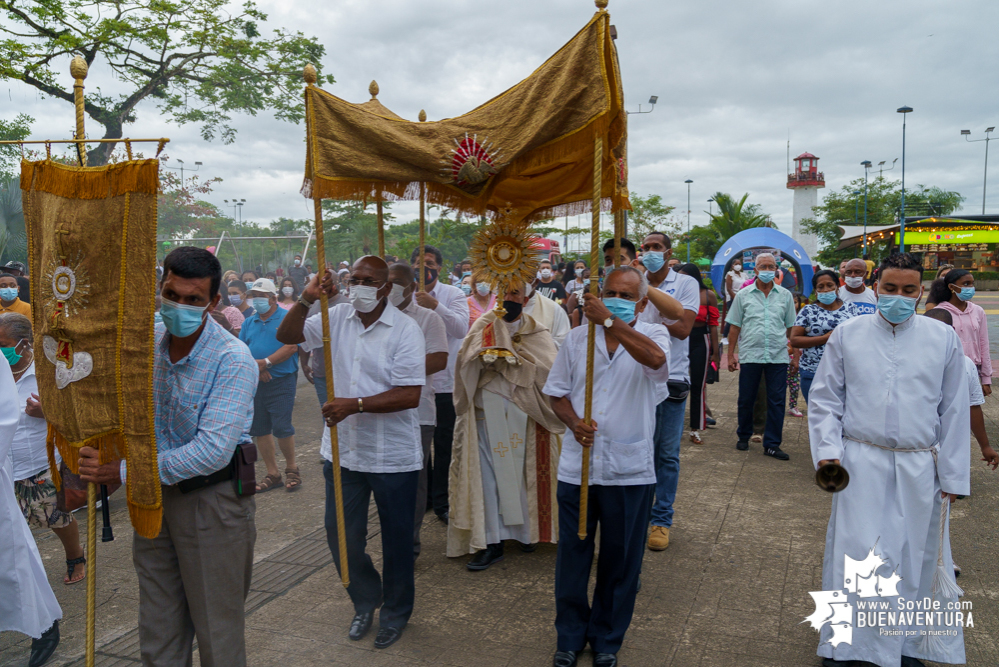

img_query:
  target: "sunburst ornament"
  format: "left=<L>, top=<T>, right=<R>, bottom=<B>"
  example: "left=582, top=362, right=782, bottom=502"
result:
left=469, top=221, right=541, bottom=313
left=440, top=133, right=506, bottom=194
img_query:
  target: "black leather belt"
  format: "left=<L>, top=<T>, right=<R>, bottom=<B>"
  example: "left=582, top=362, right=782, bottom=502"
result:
left=176, top=465, right=233, bottom=494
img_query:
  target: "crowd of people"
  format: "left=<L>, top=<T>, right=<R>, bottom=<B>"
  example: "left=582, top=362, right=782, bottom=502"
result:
left=1, top=236, right=996, bottom=667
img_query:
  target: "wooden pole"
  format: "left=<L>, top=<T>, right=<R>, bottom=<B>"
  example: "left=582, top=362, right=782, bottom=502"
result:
left=376, top=195, right=385, bottom=259
left=614, top=209, right=622, bottom=269
left=580, top=135, right=603, bottom=539
left=418, top=110, right=427, bottom=290
left=305, top=64, right=349, bottom=587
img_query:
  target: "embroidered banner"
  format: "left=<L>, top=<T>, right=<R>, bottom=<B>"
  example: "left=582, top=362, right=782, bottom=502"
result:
left=303, top=9, right=629, bottom=224
left=21, top=158, right=162, bottom=538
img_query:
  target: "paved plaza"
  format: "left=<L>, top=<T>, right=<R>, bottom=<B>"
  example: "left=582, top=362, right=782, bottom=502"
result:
left=3, top=312, right=999, bottom=667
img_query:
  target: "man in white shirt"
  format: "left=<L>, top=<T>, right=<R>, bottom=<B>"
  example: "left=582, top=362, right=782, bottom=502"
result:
left=412, top=245, right=470, bottom=523
left=544, top=266, right=670, bottom=667
left=386, top=263, right=449, bottom=558
left=629, top=233, right=699, bottom=552
left=277, top=256, right=426, bottom=650
left=837, top=258, right=877, bottom=315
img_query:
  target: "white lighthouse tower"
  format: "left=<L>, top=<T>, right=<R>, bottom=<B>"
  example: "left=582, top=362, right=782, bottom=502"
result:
left=787, top=152, right=825, bottom=260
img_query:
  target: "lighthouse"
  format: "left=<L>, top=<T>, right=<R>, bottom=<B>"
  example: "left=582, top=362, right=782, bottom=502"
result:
left=787, top=152, right=825, bottom=260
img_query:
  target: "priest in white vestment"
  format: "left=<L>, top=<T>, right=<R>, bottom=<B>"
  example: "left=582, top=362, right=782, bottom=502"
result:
left=448, top=282, right=565, bottom=569
left=1, top=355, right=62, bottom=664
left=524, top=283, right=570, bottom=348
left=808, top=253, right=969, bottom=667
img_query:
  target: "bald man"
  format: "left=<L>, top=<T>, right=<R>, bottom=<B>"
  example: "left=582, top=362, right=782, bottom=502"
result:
left=838, top=258, right=877, bottom=315
left=278, top=256, right=427, bottom=650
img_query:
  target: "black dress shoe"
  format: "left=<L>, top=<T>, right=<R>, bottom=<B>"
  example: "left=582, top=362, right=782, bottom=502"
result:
left=736, top=440, right=749, bottom=451
left=348, top=612, right=374, bottom=641
left=374, top=626, right=403, bottom=649
left=594, top=654, right=618, bottom=667
left=519, top=542, right=537, bottom=553
left=553, top=650, right=578, bottom=667
left=901, top=657, right=927, bottom=667
left=437, top=511, right=449, bottom=525
left=29, top=620, right=59, bottom=667
left=636, top=576, right=642, bottom=592
left=763, top=447, right=790, bottom=461
left=467, top=543, right=505, bottom=570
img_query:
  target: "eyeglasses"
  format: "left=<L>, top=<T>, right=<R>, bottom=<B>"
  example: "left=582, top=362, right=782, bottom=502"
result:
left=348, top=278, right=385, bottom=287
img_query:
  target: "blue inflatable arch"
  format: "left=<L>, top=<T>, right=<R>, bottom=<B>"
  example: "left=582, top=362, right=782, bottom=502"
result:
left=709, top=228, right=815, bottom=297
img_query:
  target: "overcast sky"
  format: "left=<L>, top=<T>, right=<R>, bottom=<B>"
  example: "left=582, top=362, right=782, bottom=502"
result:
left=4, top=0, right=998, bottom=247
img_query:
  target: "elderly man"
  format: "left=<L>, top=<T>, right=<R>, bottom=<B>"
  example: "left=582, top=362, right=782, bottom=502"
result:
left=385, top=262, right=449, bottom=557
left=810, top=254, right=969, bottom=667
left=726, top=252, right=797, bottom=460
left=544, top=266, right=670, bottom=667
left=412, top=244, right=470, bottom=523
left=80, top=246, right=258, bottom=666
left=838, top=258, right=878, bottom=314
left=277, top=256, right=425, bottom=649
left=448, top=280, right=565, bottom=570
left=239, top=278, right=301, bottom=492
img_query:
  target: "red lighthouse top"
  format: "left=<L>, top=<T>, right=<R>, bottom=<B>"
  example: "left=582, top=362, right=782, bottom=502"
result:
left=787, top=152, right=825, bottom=189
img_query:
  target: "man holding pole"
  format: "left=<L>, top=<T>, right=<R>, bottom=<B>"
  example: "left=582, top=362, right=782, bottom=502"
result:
left=277, top=256, right=426, bottom=650
left=544, top=266, right=670, bottom=667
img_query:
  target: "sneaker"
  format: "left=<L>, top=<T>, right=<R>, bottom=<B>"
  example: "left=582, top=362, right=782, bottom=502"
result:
left=647, top=525, right=670, bottom=551
left=954, top=563, right=962, bottom=578
left=689, top=430, right=703, bottom=444
left=764, top=447, right=790, bottom=461
left=736, top=440, right=749, bottom=451
left=788, top=408, right=804, bottom=418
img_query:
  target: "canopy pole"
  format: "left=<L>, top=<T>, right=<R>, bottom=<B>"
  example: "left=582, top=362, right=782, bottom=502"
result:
left=419, top=183, right=426, bottom=291
left=614, top=209, right=622, bottom=268
left=305, top=64, right=349, bottom=587
left=377, top=195, right=386, bottom=258
left=580, top=134, right=603, bottom=540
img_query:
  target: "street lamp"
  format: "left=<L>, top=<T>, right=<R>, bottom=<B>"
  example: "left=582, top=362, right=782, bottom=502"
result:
left=897, top=106, right=913, bottom=252
left=224, top=199, right=246, bottom=226
left=627, top=95, right=658, bottom=115
left=707, top=197, right=714, bottom=217
left=861, top=161, right=872, bottom=256
left=875, top=158, right=898, bottom=179
left=685, top=179, right=693, bottom=262
left=853, top=190, right=862, bottom=256
left=961, top=127, right=995, bottom=214
left=163, top=158, right=203, bottom=189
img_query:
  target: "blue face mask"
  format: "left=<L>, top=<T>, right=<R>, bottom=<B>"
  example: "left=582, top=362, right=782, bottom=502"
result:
left=877, top=294, right=918, bottom=324
left=154, top=311, right=163, bottom=324
left=756, top=270, right=775, bottom=284
left=603, top=297, right=637, bottom=323
left=816, top=290, right=837, bottom=305
left=641, top=251, right=666, bottom=273
left=955, top=286, right=975, bottom=302
left=245, top=281, right=254, bottom=290
left=229, top=294, right=243, bottom=306
left=252, top=297, right=272, bottom=314
left=460, top=284, right=472, bottom=296
left=462, top=271, right=472, bottom=278
left=160, top=298, right=208, bottom=338
left=0, top=287, right=18, bottom=302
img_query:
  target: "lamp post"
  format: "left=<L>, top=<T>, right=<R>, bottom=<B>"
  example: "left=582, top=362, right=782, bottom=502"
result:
left=224, top=199, right=246, bottom=226
left=163, top=158, right=203, bottom=189
left=685, top=179, right=693, bottom=262
left=853, top=190, right=862, bottom=256
left=708, top=197, right=714, bottom=218
left=897, top=106, right=913, bottom=252
left=627, top=95, right=659, bottom=115
left=961, top=127, right=995, bottom=214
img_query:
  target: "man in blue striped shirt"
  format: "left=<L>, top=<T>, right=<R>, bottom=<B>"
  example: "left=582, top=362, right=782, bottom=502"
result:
left=80, top=246, right=258, bottom=667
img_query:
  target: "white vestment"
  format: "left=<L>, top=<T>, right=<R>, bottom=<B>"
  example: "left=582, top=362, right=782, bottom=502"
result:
left=524, top=291, right=569, bottom=348
left=0, top=357, right=62, bottom=638
left=808, top=314, right=969, bottom=667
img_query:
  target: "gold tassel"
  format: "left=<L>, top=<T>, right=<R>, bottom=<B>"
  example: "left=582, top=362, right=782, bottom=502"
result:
left=19, top=159, right=159, bottom=199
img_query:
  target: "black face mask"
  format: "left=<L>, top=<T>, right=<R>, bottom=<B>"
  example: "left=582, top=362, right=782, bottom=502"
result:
left=501, top=300, right=523, bottom=322
left=424, top=267, right=439, bottom=286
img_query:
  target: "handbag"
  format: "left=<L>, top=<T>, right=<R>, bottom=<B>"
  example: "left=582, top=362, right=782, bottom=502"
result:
left=56, top=461, right=121, bottom=513
left=665, top=379, right=690, bottom=403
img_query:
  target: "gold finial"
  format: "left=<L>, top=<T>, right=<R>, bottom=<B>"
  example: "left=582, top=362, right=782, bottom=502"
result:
left=418, top=109, right=427, bottom=122
left=303, top=63, right=318, bottom=85
left=595, top=0, right=609, bottom=9
left=369, top=80, right=379, bottom=98
left=70, top=55, right=88, bottom=80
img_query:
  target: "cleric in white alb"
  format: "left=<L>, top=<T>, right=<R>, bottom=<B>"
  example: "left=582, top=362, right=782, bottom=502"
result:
left=808, top=253, right=969, bottom=667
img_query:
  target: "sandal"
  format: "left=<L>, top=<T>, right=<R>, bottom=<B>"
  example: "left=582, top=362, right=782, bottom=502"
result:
left=256, top=473, right=283, bottom=493
left=65, top=556, right=86, bottom=585
left=689, top=430, right=703, bottom=444
left=285, top=467, right=302, bottom=492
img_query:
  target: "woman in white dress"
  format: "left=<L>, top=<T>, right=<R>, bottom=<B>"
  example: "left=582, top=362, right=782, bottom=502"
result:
left=0, top=350, right=62, bottom=666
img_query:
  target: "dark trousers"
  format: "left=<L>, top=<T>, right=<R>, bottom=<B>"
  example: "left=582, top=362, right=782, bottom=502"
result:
left=323, top=461, right=418, bottom=629
left=737, top=363, right=788, bottom=450
left=689, top=325, right=710, bottom=430
left=414, top=425, right=434, bottom=556
left=555, top=481, right=653, bottom=655
left=431, top=393, right=456, bottom=516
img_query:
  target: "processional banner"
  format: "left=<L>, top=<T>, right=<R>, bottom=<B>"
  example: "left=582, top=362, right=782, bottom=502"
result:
left=20, top=158, right=162, bottom=538
left=304, top=10, right=629, bottom=223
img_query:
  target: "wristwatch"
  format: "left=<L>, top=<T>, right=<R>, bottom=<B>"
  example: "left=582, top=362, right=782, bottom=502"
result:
left=603, top=314, right=617, bottom=329
left=264, top=357, right=273, bottom=369
left=298, top=294, right=315, bottom=308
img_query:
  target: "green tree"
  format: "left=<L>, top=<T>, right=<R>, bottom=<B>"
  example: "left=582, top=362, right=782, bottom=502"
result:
left=156, top=169, right=229, bottom=239
left=0, top=177, right=26, bottom=265
left=686, top=192, right=773, bottom=260
left=0, top=0, right=335, bottom=165
left=627, top=192, right=679, bottom=240
left=801, top=178, right=964, bottom=265
left=0, top=114, right=32, bottom=181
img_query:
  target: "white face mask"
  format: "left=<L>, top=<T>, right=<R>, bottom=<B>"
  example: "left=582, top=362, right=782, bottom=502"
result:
left=349, top=285, right=382, bottom=313
left=540, top=269, right=552, bottom=279
left=844, top=276, right=864, bottom=288
left=732, top=265, right=742, bottom=272
left=281, top=286, right=294, bottom=297
left=476, top=282, right=491, bottom=296
left=388, top=283, right=407, bottom=307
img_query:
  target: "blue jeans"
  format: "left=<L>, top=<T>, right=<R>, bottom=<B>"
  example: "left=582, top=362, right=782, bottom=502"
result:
left=650, top=397, right=686, bottom=528
left=314, top=375, right=327, bottom=407
left=737, top=363, right=788, bottom=450
left=800, top=370, right=815, bottom=405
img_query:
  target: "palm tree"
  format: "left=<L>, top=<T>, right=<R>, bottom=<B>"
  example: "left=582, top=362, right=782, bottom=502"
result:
left=0, top=178, right=26, bottom=265
left=688, top=192, right=772, bottom=259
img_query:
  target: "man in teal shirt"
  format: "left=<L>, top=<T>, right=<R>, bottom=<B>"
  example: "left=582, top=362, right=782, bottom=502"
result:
left=725, top=253, right=797, bottom=460
left=239, top=278, right=302, bottom=491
